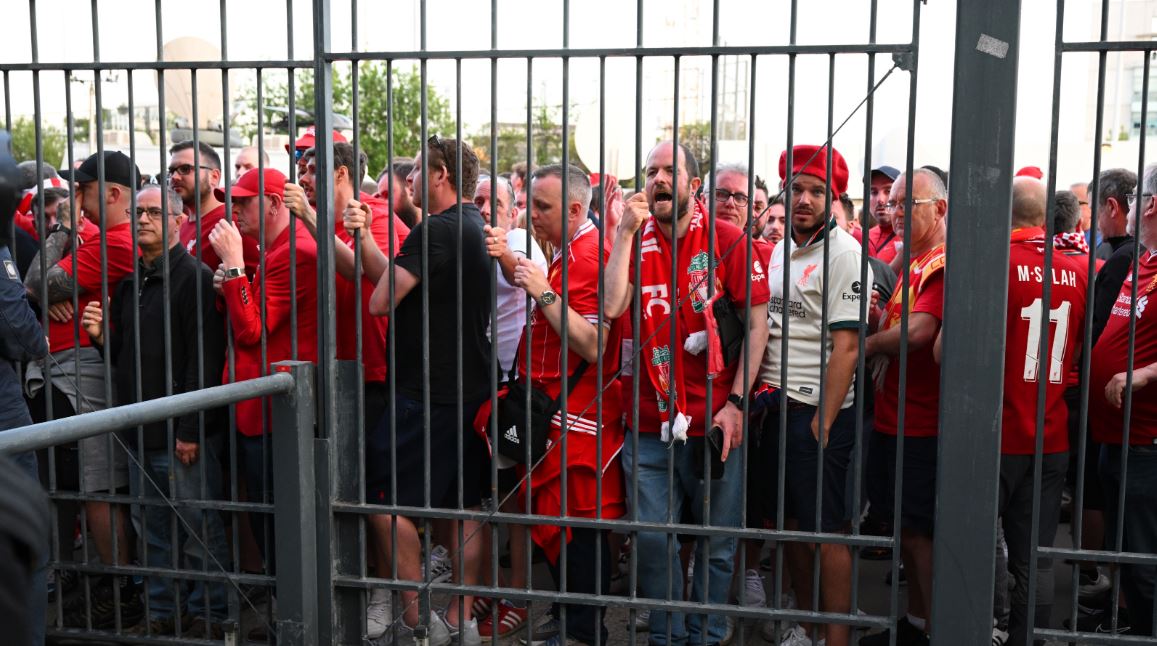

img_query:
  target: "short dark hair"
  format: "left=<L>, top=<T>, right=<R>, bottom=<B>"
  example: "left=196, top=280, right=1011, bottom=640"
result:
left=754, top=175, right=769, bottom=197
left=531, top=164, right=592, bottom=213
left=838, top=193, right=855, bottom=221
left=392, top=159, right=414, bottom=182
left=511, top=161, right=529, bottom=182
left=169, top=140, right=221, bottom=171
left=425, top=136, right=479, bottom=198
left=1053, top=190, right=1081, bottom=234
left=33, top=187, right=70, bottom=216
left=1096, top=168, right=1136, bottom=210
left=332, top=142, right=369, bottom=184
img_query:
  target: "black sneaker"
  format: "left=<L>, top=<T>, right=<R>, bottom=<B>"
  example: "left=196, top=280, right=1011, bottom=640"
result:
left=1064, top=606, right=1131, bottom=634
left=860, top=617, right=929, bottom=646
left=62, top=576, right=143, bottom=630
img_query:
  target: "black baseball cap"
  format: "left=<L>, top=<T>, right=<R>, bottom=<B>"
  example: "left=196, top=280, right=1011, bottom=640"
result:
left=66, top=151, right=141, bottom=189
left=871, top=165, right=900, bottom=182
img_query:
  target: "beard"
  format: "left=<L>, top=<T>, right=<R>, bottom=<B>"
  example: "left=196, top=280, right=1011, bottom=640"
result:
left=649, top=189, right=691, bottom=224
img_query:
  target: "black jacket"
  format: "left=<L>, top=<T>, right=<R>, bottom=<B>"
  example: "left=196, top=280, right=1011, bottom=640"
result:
left=1092, top=237, right=1141, bottom=346
left=0, top=246, right=48, bottom=431
left=105, top=244, right=226, bottom=449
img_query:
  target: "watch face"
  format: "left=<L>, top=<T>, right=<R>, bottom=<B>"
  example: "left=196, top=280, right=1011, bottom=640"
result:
left=541, top=290, right=557, bottom=305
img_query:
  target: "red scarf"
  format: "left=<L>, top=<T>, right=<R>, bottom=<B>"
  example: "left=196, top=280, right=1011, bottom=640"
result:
left=1053, top=230, right=1090, bottom=255
left=637, top=199, right=725, bottom=441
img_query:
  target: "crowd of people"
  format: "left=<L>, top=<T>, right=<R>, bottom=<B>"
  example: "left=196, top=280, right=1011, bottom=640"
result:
left=0, top=126, right=1154, bottom=646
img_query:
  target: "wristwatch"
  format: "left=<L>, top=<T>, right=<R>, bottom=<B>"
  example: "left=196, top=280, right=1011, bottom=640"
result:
left=538, top=289, right=558, bottom=307
left=727, top=393, right=746, bottom=410
left=223, top=267, right=244, bottom=280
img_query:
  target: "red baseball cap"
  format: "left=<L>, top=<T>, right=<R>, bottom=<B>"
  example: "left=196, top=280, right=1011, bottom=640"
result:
left=215, top=167, right=286, bottom=201
left=286, top=126, right=348, bottom=153
left=1015, top=166, right=1043, bottom=179
left=778, top=144, right=849, bottom=196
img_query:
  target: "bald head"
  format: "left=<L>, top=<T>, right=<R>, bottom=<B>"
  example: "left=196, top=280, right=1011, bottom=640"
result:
left=1011, top=176, right=1047, bottom=228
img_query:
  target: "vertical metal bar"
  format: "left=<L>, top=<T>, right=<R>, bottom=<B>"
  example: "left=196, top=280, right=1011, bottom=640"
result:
left=1113, top=46, right=1150, bottom=639
left=851, top=0, right=881, bottom=616
left=312, top=0, right=337, bottom=445
left=1025, top=1, right=1067, bottom=640
left=1067, top=0, right=1110, bottom=628
left=664, top=54, right=681, bottom=646
left=559, top=3, right=572, bottom=638
left=931, top=0, right=1022, bottom=643
left=271, top=361, right=319, bottom=645
left=418, top=0, right=432, bottom=628
left=628, top=4, right=644, bottom=643
left=772, top=2, right=798, bottom=633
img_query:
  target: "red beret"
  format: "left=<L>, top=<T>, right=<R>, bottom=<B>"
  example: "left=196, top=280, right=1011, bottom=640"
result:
left=1015, top=165, right=1043, bottom=179
left=778, top=145, right=849, bottom=196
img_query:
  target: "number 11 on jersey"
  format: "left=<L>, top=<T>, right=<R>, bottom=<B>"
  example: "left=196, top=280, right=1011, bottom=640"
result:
left=1021, top=298, right=1071, bottom=384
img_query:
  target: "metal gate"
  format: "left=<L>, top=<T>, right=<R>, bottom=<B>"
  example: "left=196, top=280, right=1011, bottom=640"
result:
left=1, top=0, right=1152, bottom=645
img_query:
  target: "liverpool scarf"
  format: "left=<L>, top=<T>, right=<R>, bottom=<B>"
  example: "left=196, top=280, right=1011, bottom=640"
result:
left=637, top=199, right=725, bottom=442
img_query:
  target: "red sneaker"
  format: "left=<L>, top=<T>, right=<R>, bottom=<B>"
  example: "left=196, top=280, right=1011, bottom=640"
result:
left=477, top=601, right=528, bottom=641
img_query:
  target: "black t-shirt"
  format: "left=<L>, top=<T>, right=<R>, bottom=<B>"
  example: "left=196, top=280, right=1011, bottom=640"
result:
left=392, top=202, right=493, bottom=404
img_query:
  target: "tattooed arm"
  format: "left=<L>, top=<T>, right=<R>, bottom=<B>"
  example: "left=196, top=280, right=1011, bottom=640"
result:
left=24, top=230, right=75, bottom=303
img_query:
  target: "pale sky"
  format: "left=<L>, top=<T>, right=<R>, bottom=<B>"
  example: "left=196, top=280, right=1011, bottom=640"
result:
left=0, top=0, right=1138, bottom=192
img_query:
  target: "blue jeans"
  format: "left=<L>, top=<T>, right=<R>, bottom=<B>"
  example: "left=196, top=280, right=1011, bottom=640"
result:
left=621, top=432, right=744, bottom=646
left=129, top=442, right=230, bottom=621
left=1100, top=444, right=1157, bottom=637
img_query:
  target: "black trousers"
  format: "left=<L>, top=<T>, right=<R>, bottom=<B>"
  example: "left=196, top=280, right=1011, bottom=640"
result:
left=547, top=527, right=612, bottom=646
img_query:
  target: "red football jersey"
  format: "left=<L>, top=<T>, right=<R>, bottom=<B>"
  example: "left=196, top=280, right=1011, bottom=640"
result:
left=1001, top=229, right=1088, bottom=454
left=628, top=218, right=770, bottom=436
left=180, top=204, right=261, bottom=277
left=874, top=244, right=945, bottom=437
left=1091, top=250, right=1157, bottom=445
left=334, top=192, right=407, bottom=383
left=49, top=222, right=137, bottom=353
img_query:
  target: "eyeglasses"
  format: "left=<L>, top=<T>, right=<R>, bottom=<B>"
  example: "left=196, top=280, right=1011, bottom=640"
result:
left=714, top=188, right=750, bottom=207
left=884, top=198, right=939, bottom=211
left=133, top=206, right=168, bottom=219
left=167, top=163, right=213, bottom=176
left=1126, top=192, right=1154, bottom=207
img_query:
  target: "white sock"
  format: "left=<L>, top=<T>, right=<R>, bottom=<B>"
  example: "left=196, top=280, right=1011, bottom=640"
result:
left=907, top=614, right=927, bottom=631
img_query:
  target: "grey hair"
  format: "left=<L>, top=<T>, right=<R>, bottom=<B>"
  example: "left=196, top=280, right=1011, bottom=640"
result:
left=477, top=174, right=516, bottom=205
left=912, top=167, right=947, bottom=200
left=1052, top=190, right=1080, bottom=233
left=139, top=183, right=184, bottom=217
left=714, top=162, right=749, bottom=182
left=1143, top=163, right=1157, bottom=197
left=531, top=164, right=592, bottom=213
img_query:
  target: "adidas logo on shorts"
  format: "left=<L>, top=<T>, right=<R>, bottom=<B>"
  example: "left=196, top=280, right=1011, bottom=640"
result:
left=504, top=426, right=520, bottom=444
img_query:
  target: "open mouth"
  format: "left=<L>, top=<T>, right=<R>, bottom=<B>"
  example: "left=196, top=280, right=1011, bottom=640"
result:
left=653, top=190, right=673, bottom=205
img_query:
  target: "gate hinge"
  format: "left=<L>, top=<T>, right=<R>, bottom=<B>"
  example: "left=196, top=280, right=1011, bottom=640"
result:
left=893, top=51, right=916, bottom=72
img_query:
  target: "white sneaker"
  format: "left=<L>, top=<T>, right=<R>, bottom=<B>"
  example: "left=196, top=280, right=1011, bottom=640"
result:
left=742, top=569, right=766, bottom=608
left=1079, top=570, right=1111, bottom=599
left=367, top=588, right=391, bottom=639
left=778, top=624, right=815, bottom=646
left=992, top=623, right=1009, bottom=646
left=633, top=609, right=650, bottom=632
left=382, top=612, right=451, bottom=646
left=424, top=545, right=454, bottom=584
left=447, top=616, right=482, bottom=646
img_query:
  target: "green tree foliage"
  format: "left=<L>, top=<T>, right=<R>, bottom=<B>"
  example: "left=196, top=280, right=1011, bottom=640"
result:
left=470, top=104, right=586, bottom=177
left=239, top=63, right=454, bottom=177
left=10, top=116, right=66, bottom=167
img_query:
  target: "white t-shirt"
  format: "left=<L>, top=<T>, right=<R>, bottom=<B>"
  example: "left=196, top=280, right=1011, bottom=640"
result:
left=759, top=225, right=871, bottom=409
left=492, top=228, right=548, bottom=373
